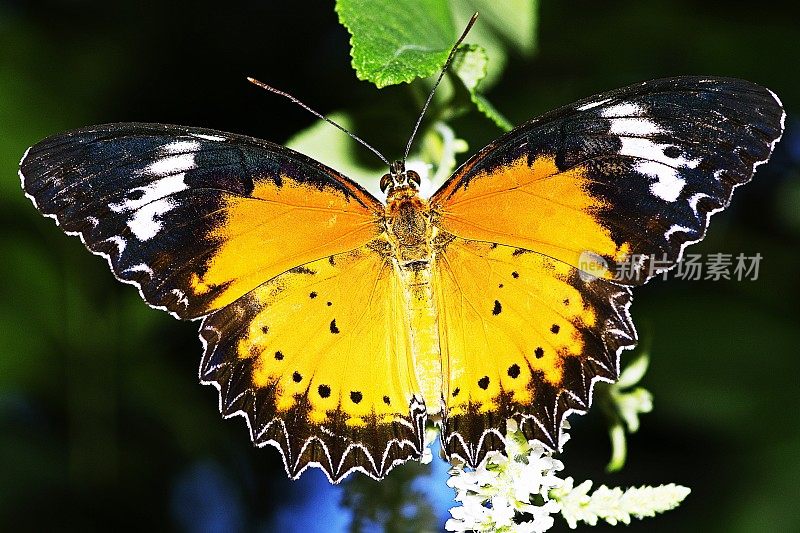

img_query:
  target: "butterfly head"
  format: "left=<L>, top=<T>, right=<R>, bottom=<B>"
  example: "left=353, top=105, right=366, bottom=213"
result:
left=380, top=160, right=421, bottom=196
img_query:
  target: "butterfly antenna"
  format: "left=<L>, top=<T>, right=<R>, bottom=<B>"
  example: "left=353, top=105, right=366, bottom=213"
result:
left=247, top=77, right=390, bottom=166
left=403, top=12, right=479, bottom=162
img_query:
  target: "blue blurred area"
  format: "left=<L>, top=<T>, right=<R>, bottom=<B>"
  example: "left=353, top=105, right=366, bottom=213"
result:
left=269, top=469, right=351, bottom=533
left=267, top=443, right=453, bottom=532
left=172, top=461, right=245, bottom=533
left=412, top=442, right=456, bottom=526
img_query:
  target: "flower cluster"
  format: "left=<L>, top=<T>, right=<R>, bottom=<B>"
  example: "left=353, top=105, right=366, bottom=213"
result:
left=445, top=421, right=689, bottom=532
left=553, top=478, right=690, bottom=529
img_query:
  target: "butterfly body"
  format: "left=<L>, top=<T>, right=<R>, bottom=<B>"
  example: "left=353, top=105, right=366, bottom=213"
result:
left=20, top=76, right=784, bottom=482
left=382, top=164, right=446, bottom=414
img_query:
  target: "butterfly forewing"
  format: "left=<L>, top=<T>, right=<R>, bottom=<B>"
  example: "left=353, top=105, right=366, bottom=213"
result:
left=20, top=123, right=383, bottom=318
left=432, top=77, right=785, bottom=285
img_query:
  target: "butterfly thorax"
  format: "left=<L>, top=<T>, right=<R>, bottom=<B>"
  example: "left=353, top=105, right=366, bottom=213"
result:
left=384, top=187, right=432, bottom=263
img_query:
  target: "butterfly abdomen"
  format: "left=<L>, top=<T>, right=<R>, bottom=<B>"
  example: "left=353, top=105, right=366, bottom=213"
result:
left=393, top=258, right=443, bottom=415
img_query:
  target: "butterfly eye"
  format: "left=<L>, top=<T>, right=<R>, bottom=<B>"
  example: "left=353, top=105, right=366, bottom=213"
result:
left=407, top=171, right=421, bottom=189
left=379, top=173, right=393, bottom=193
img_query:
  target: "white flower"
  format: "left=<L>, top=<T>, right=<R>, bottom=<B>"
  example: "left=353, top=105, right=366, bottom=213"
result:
left=446, top=422, right=564, bottom=532
left=553, top=478, right=596, bottom=528
left=552, top=476, right=691, bottom=529
left=490, top=495, right=515, bottom=528
left=445, top=420, right=691, bottom=532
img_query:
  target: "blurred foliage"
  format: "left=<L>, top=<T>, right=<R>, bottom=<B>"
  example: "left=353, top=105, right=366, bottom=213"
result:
left=342, top=461, right=438, bottom=533
left=449, top=44, right=514, bottom=131
left=1, top=1, right=799, bottom=532
left=595, top=347, right=654, bottom=473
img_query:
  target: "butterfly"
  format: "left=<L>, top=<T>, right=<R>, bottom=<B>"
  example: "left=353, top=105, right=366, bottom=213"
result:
left=19, top=73, right=784, bottom=482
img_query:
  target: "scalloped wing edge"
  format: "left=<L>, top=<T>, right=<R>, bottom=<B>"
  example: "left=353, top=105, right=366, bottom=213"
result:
left=642, top=87, right=785, bottom=283
left=198, top=318, right=427, bottom=483
left=19, top=145, right=193, bottom=321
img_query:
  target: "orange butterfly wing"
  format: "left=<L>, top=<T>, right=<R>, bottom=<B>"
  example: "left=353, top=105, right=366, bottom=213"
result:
left=432, top=78, right=784, bottom=285
left=20, top=124, right=426, bottom=481
left=433, top=237, right=634, bottom=465
left=200, top=243, right=426, bottom=481
left=20, top=123, right=382, bottom=319
left=430, top=77, right=784, bottom=465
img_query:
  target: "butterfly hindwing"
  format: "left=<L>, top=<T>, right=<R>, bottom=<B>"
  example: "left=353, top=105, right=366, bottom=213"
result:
left=432, top=77, right=785, bottom=285
left=200, top=243, right=426, bottom=482
left=435, top=238, right=635, bottom=466
left=20, top=123, right=383, bottom=319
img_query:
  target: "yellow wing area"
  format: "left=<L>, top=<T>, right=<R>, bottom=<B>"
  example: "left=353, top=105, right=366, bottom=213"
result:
left=199, top=243, right=426, bottom=482
left=434, top=237, right=636, bottom=466
left=189, top=175, right=382, bottom=314
left=431, top=154, right=631, bottom=281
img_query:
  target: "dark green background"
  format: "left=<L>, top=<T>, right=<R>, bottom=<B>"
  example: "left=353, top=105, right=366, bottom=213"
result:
left=1, top=1, right=798, bottom=531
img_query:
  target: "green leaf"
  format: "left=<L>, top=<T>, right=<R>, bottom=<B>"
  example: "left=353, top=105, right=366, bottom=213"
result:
left=416, top=121, right=469, bottom=193
left=606, top=423, right=628, bottom=472
left=449, top=0, right=538, bottom=88
left=449, top=44, right=486, bottom=92
left=616, top=349, right=650, bottom=388
left=450, top=45, right=513, bottom=131
left=457, top=0, right=538, bottom=55
left=596, top=349, right=654, bottom=472
left=472, top=93, right=513, bottom=131
left=336, top=0, right=455, bottom=88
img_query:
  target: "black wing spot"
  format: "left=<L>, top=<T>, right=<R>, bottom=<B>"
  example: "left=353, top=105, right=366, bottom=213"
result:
left=492, top=300, right=502, bottom=315
left=330, top=319, right=340, bottom=334
left=350, top=391, right=363, bottom=404
left=274, top=351, right=284, bottom=361
left=327, top=301, right=332, bottom=307
left=663, top=145, right=681, bottom=158
left=452, top=387, right=460, bottom=397
left=127, top=189, right=145, bottom=201
left=383, top=395, right=391, bottom=405
left=498, top=283, right=504, bottom=288
left=478, top=376, right=490, bottom=390
left=534, top=347, right=544, bottom=359
left=550, top=324, right=560, bottom=334
left=563, top=298, right=570, bottom=306
left=328, top=255, right=336, bottom=266
left=511, top=271, right=519, bottom=279
left=289, top=266, right=316, bottom=275
left=507, top=364, right=521, bottom=378
left=309, top=291, right=317, bottom=299
left=292, top=371, right=302, bottom=383
left=318, top=384, right=331, bottom=398
left=261, top=325, right=269, bottom=334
